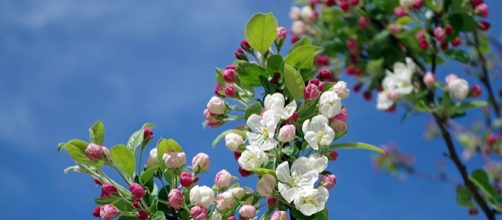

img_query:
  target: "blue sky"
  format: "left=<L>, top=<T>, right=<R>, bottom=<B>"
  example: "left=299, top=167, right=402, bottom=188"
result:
left=1, top=0, right=502, bottom=219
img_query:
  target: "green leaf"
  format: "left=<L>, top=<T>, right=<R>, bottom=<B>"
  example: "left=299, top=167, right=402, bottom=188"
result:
left=63, top=165, right=81, bottom=174
left=314, top=209, right=328, bottom=220
left=456, top=187, right=474, bottom=208
left=326, top=142, right=384, bottom=154
left=140, top=167, right=157, bottom=185
left=61, top=142, right=103, bottom=167
left=236, top=62, right=265, bottom=87
left=469, top=169, right=502, bottom=205
left=252, top=168, right=276, bottom=177
left=266, top=54, right=284, bottom=72
left=89, top=120, right=105, bottom=145
left=448, top=13, right=477, bottom=32
left=127, top=123, right=155, bottom=151
left=95, top=196, right=119, bottom=205
left=110, top=144, right=135, bottom=177
left=150, top=211, right=166, bottom=220
left=245, top=102, right=264, bottom=120
left=58, top=139, right=87, bottom=152
left=285, top=45, right=322, bottom=69
left=445, top=49, right=471, bottom=63
left=245, top=12, right=278, bottom=55
left=455, top=100, right=488, bottom=112
left=284, top=64, right=305, bottom=100
left=289, top=37, right=312, bottom=52
left=366, top=58, right=384, bottom=74
left=211, top=129, right=247, bottom=148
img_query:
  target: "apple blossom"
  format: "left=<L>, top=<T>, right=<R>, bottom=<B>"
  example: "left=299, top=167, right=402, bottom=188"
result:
left=289, top=6, right=301, bottom=20
left=190, top=206, right=208, bottom=220
left=85, top=143, right=104, bottom=160
left=376, top=91, right=394, bottom=111
left=278, top=124, right=296, bottom=142
left=224, top=133, right=244, bottom=151
left=163, top=151, right=186, bottom=168
left=302, top=115, right=335, bottom=150
left=215, top=191, right=235, bottom=210
left=293, top=186, right=329, bottom=216
left=239, top=205, right=257, bottom=219
left=257, top=174, right=277, bottom=197
left=129, top=183, right=145, bottom=200
left=382, top=58, right=416, bottom=96
left=264, top=93, right=297, bottom=120
left=319, top=91, right=342, bottom=118
left=300, top=6, right=314, bottom=20
left=276, top=159, right=319, bottom=203
left=100, top=204, right=119, bottom=220
left=168, top=189, right=184, bottom=210
left=447, top=77, right=470, bottom=100
left=207, top=96, right=226, bottom=115
left=423, top=72, right=436, bottom=87
left=215, top=169, right=233, bottom=188
left=291, top=20, right=306, bottom=35
left=193, top=153, right=210, bottom=173
left=227, top=187, right=246, bottom=200
left=247, top=111, right=279, bottom=151
left=238, top=145, right=269, bottom=171
left=190, top=185, right=215, bottom=209
left=320, top=174, right=336, bottom=189
left=271, top=211, right=288, bottom=220
left=332, top=81, right=350, bottom=99
left=146, top=148, right=158, bottom=168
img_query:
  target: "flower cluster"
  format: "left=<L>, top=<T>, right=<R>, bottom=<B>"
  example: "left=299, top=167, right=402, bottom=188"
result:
left=59, top=121, right=259, bottom=220
left=204, top=12, right=380, bottom=219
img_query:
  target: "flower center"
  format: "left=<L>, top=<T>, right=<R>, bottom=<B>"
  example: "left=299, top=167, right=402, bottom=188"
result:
left=262, top=127, right=270, bottom=139
left=303, top=197, right=316, bottom=205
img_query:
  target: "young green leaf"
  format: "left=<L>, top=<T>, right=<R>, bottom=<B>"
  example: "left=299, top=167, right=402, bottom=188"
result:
left=285, top=45, right=322, bottom=69
left=284, top=64, right=305, bottom=100
left=110, top=144, right=136, bottom=178
left=236, top=62, right=265, bottom=87
left=245, top=13, right=278, bottom=55
left=245, top=102, right=264, bottom=120
left=445, top=49, right=471, bottom=63
left=326, top=142, right=384, bottom=154
left=150, top=211, right=166, bottom=220
left=89, top=120, right=105, bottom=145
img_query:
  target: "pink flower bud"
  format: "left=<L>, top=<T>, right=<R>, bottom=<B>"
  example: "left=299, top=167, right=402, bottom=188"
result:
left=451, top=37, right=462, bottom=47
left=100, top=204, right=119, bottom=220
left=318, top=68, right=335, bottom=81
left=239, top=205, right=257, bottom=218
left=240, top=39, right=251, bottom=51
left=358, top=16, right=370, bottom=29
left=363, top=91, right=372, bottom=101
left=423, top=72, right=436, bottom=87
left=475, top=3, right=488, bottom=17
left=330, top=108, right=348, bottom=132
left=225, top=133, right=243, bottom=151
left=192, top=153, right=210, bottom=173
left=257, top=174, right=276, bottom=197
left=203, top=109, right=223, bottom=128
left=487, top=134, right=497, bottom=146
left=325, top=0, right=335, bottom=6
left=223, top=69, right=237, bottom=83
left=234, top=48, right=247, bottom=60
left=224, top=84, right=237, bottom=97
left=394, top=7, right=409, bottom=17
left=85, top=143, right=104, bottom=160
left=412, top=0, right=424, bottom=9
left=278, top=124, right=296, bottom=142
left=238, top=166, right=252, bottom=177
left=129, top=183, right=145, bottom=200
left=180, top=171, right=199, bottom=187
left=215, top=191, right=235, bottom=210
left=389, top=24, right=401, bottom=35
left=315, top=55, right=329, bottom=66
left=478, top=21, right=491, bottom=31
left=271, top=211, right=288, bottom=220
left=350, top=0, right=360, bottom=6
left=143, top=127, right=154, bottom=140
left=267, top=197, right=279, bottom=207
left=445, top=74, right=458, bottom=84
left=327, top=151, right=339, bottom=161
left=277, top=26, right=287, bottom=41
left=444, top=24, right=453, bottom=35
left=190, top=206, right=208, bottom=220
left=207, top=96, right=226, bottom=115
left=233, top=151, right=242, bottom=160
left=471, top=0, right=484, bottom=7
left=321, top=174, right=337, bottom=189
left=101, top=183, right=117, bottom=197
left=168, top=189, right=184, bottom=209
left=304, top=79, right=324, bottom=100
left=214, top=83, right=224, bottom=96
left=132, top=201, right=140, bottom=208
left=470, top=85, right=482, bottom=97
left=433, top=27, right=446, bottom=42
left=163, top=151, right=186, bottom=169
left=92, top=207, right=101, bottom=217
left=215, top=169, right=233, bottom=188
left=290, top=34, right=300, bottom=44
left=346, top=38, right=359, bottom=55
left=138, top=210, right=148, bottom=220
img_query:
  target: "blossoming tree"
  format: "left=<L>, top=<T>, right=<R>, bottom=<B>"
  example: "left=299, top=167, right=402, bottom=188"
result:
left=287, top=0, right=501, bottom=219
left=59, top=13, right=382, bottom=220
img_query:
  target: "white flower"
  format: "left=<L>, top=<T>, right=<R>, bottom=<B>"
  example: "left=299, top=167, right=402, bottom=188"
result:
left=215, top=191, right=235, bottom=210
left=238, top=145, right=269, bottom=171
left=289, top=6, right=301, bottom=20
left=376, top=91, right=394, bottom=110
left=207, top=96, right=226, bottom=115
left=319, top=91, right=342, bottom=118
left=146, top=148, right=158, bottom=168
left=447, top=78, right=469, bottom=100
left=247, top=110, right=279, bottom=151
left=302, top=115, right=335, bottom=150
left=291, top=20, right=306, bottom=35
left=276, top=158, right=319, bottom=203
left=293, top=187, right=329, bottom=216
left=227, top=187, right=246, bottom=200
left=307, top=154, right=329, bottom=173
left=224, top=133, right=244, bottom=151
left=332, top=81, right=350, bottom=99
left=382, top=57, right=416, bottom=95
left=425, top=10, right=434, bottom=20
left=300, top=6, right=314, bottom=20
left=189, top=185, right=215, bottom=209
left=210, top=211, right=223, bottom=220
left=264, top=93, right=297, bottom=120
